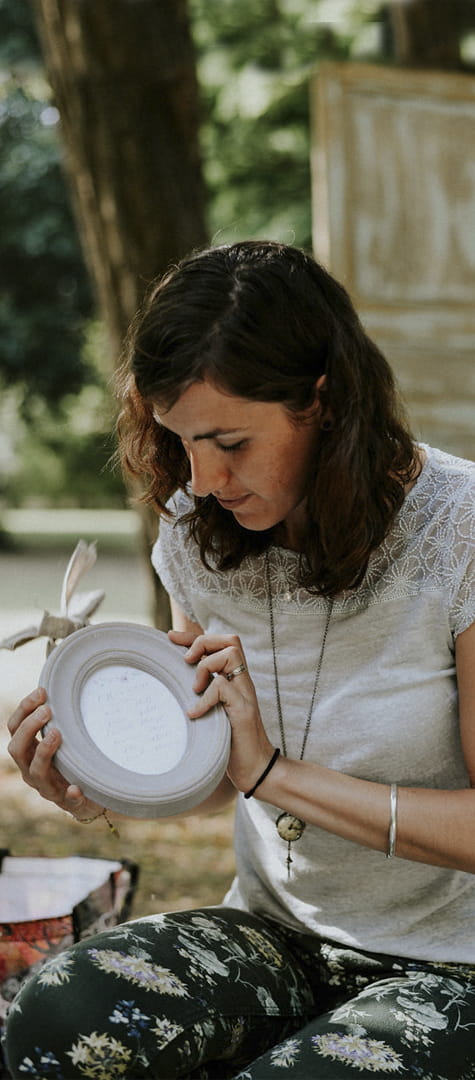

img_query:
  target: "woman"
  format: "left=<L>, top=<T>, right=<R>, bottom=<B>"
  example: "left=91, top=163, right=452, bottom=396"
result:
left=5, top=241, right=475, bottom=1078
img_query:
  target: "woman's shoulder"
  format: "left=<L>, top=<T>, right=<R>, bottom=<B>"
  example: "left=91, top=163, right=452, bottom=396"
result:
left=409, top=444, right=475, bottom=518
left=360, top=444, right=475, bottom=620
left=151, top=488, right=195, bottom=569
left=396, top=444, right=475, bottom=626
left=421, top=443, right=475, bottom=481
left=164, top=486, right=195, bottom=518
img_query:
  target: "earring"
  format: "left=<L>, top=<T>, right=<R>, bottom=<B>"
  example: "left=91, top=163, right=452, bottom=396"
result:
left=321, top=419, right=333, bottom=431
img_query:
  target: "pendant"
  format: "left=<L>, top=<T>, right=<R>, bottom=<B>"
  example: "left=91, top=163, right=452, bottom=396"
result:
left=276, top=813, right=306, bottom=842
left=276, top=813, right=306, bottom=879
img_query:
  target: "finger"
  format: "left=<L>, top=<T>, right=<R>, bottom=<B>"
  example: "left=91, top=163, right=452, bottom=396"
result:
left=7, top=687, right=47, bottom=736
left=20, top=736, right=88, bottom=813
left=8, top=703, right=53, bottom=776
left=189, top=668, right=258, bottom=721
left=192, top=647, right=249, bottom=693
left=168, top=629, right=197, bottom=648
left=7, top=698, right=100, bottom=816
left=63, top=784, right=101, bottom=819
left=8, top=700, right=68, bottom=803
left=184, top=633, right=242, bottom=664
left=188, top=673, right=236, bottom=718
left=16, top=726, right=65, bottom=798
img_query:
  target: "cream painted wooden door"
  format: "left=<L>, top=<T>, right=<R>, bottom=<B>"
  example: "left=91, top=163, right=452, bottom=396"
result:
left=311, top=62, right=475, bottom=459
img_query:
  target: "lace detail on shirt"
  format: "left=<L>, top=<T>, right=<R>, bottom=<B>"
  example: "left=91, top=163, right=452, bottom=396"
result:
left=153, top=445, right=475, bottom=636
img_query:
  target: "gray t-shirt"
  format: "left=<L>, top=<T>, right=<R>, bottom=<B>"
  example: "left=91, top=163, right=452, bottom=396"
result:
left=152, top=444, right=475, bottom=963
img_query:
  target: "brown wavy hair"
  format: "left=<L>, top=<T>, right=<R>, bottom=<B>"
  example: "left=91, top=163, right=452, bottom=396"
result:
left=117, top=240, right=418, bottom=596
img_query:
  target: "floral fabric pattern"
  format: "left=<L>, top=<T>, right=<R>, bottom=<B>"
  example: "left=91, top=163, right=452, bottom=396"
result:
left=4, top=908, right=475, bottom=1079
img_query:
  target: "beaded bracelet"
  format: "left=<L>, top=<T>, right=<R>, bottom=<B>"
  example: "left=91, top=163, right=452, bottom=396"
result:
left=244, top=748, right=281, bottom=799
left=77, top=808, right=120, bottom=837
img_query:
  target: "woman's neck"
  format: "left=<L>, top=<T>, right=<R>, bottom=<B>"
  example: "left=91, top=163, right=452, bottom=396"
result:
left=274, top=508, right=308, bottom=552
left=275, top=447, right=426, bottom=552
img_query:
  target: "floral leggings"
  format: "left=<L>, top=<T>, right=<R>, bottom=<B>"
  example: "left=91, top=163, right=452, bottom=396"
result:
left=4, top=906, right=475, bottom=1079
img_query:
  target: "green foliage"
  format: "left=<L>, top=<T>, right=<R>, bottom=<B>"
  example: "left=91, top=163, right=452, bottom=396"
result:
left=0, top=0, right=40, bottom=66
left=3, top=323, right=126, bottom=509
left=0, top=0, right=93, bottom=411
left=191, top=0, right=388, bottom=248
left=10, top=420, right=125, bottom=509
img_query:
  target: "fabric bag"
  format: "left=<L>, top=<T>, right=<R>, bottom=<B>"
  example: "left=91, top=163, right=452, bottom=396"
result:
left=0, top=851, right=138, bottom=1077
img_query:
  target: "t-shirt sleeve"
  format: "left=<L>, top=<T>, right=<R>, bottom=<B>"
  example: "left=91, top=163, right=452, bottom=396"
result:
left=151, top=493, right=199, bottom=624
left=449, top=478, right=475, bottom=638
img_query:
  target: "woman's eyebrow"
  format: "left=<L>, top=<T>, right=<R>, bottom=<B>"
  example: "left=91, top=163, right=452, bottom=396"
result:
left=192, top=428, right=244, bottom=442
left=152, top=410, right=246, bottom=441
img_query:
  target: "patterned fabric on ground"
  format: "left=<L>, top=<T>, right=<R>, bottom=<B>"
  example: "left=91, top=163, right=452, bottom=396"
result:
left=4, top=907, right=475, bottom=1079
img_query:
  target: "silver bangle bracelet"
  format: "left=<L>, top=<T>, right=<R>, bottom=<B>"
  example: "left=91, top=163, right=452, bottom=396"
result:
left=386, top=783, right=398, bottom=859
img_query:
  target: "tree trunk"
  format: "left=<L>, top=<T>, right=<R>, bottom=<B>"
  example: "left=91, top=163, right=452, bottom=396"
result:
left=388, top=0, right=475, bottom=69
left=30, top=0, right=208, bottom=628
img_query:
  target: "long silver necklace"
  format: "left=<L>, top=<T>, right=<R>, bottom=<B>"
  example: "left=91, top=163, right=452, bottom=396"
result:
left=264, top=550, right=333, bottom=878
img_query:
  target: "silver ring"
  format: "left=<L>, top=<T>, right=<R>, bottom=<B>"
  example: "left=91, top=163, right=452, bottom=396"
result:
left=225, top=663, right=247, bottom=681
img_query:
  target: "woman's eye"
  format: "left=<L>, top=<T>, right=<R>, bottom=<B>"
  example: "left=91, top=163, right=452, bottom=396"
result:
left=219, top=440, right=247, bottom=453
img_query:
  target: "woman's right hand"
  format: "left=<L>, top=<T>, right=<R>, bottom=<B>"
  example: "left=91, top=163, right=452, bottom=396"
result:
left=7, top=687, right=103, bottom=821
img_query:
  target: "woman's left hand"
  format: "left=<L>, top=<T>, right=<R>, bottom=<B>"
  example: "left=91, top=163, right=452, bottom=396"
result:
left=169, top=629, right=275, bottom=795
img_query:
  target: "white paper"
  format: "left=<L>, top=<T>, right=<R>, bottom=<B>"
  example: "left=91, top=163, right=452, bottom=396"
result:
left=80, top=665, right=187, bottom=774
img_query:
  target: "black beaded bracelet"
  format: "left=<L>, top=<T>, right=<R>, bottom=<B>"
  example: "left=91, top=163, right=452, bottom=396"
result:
left=244, top=747, right=281, bottom=799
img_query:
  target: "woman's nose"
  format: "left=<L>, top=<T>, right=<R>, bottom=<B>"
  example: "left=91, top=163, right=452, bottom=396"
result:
left=189, top=447, right=230, bottom=497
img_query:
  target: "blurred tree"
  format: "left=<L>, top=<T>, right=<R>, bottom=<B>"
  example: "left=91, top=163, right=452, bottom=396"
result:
left=389, top=0, right=475, bottom=68
left=30, top=0, right=207, bottom=364
left=0, top=0, right=93, bottom=409
left=1, top=0, right=387, bottom=414
left=28, top=0, right=207, bottom=627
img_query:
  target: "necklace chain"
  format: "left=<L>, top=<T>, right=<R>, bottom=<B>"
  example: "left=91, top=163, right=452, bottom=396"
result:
left=264, top=550, right=333, bottom=876
left=264, top=551, right=333, bottom=760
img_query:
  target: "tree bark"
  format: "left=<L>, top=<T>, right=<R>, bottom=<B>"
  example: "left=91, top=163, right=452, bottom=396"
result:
left=30, top=0, right=208, bottom=628
left=388, top=0, right=475, bottom=69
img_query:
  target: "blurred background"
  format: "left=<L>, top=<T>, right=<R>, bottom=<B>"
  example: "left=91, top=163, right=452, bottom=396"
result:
left=0, top=0, right=474, bottom=918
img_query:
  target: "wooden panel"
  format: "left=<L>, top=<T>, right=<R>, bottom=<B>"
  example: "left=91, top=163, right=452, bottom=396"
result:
left=310, top=62, right=475, bottom=458
left=384, top=344, right=475, bottom=460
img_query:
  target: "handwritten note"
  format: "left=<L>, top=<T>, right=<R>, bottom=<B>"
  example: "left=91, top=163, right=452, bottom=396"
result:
left=80, top=664, right=188, bottom=774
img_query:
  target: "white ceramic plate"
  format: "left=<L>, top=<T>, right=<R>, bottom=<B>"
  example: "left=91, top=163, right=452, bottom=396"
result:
left=40, top=622, right=230, bottom=818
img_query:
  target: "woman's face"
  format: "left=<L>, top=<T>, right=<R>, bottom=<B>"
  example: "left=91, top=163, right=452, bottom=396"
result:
left=153, top=379, right=321, bottom=548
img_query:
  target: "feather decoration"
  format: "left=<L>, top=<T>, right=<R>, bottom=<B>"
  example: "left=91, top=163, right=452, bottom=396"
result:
left=0, top=540, right=105, bottom=653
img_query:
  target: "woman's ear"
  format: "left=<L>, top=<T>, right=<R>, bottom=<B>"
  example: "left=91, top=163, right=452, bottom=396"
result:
left=315, top=374, right=333, bottom=431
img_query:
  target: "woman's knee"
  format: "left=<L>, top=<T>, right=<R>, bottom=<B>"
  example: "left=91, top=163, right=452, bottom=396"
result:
left=236, top=966, right=475, bottom=1078
left=4, top=918, right=194, bottom=1077
left=5, top=908, right=315, bottom=1078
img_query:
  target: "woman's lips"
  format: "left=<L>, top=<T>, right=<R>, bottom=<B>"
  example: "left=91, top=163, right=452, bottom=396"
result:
left=216, top=494, right=251, bottom=510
